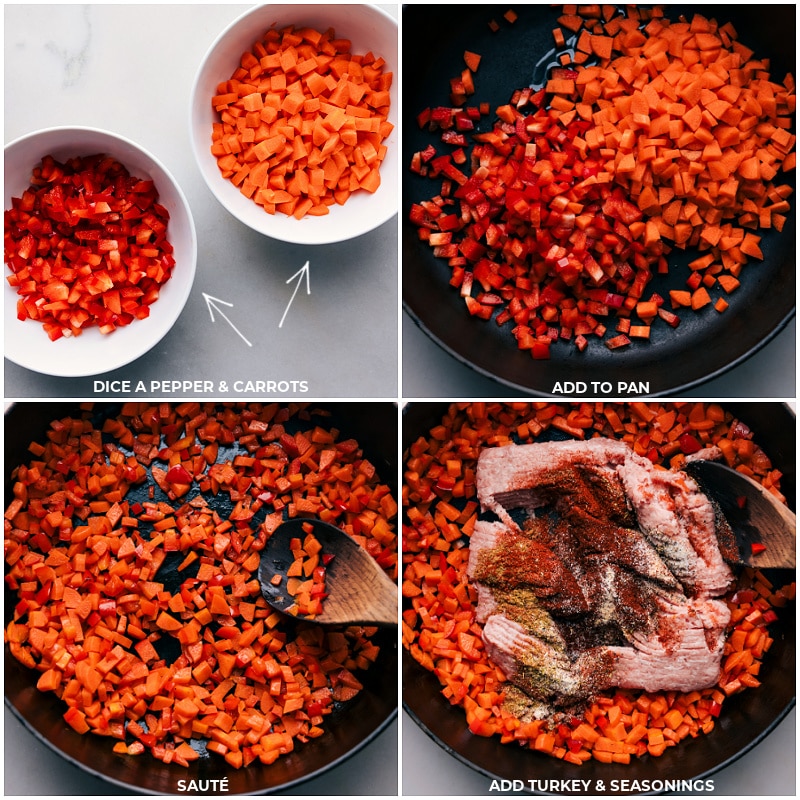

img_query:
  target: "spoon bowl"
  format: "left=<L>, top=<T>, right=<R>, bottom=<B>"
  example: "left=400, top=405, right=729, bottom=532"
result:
left=685, top=459, right=796, bottom=569
left=259, top=518, right=398, bottom=626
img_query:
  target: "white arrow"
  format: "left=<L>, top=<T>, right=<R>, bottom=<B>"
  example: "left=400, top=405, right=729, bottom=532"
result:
left=202, top=293, right=253, bottom=347
left=279, top=260, right=311, bottom=328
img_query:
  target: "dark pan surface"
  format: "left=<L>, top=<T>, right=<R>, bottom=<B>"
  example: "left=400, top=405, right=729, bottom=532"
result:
left=4, top=402, right=398, bottom=795
left=403, top=6, right=796, bottom=396
left=402, top=402, right=795, bottom=794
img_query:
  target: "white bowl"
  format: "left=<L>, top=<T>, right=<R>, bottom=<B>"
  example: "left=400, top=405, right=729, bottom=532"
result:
left=4, top=127, right=197, bottom=378
left=190, top=4, right=398, bottom=245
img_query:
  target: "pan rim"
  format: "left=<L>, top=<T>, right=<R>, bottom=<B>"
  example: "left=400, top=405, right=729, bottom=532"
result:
left=400, top=401, right=796, bottom=794
left=401, top=4, right=796, bottom=397
left=3, top=401, right=399, bottom=795
left=402, top=302, right=796, bottom=397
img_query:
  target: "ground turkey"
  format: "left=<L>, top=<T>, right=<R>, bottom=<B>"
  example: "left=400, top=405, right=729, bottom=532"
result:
left=470, top=438, right=734, bottom=711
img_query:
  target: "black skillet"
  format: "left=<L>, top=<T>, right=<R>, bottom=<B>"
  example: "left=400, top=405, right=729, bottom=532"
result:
left=402, top=6, right=796, bottom=396
left=401, top=402, right=795, bottom=794
left=4, top=402, right=398, bottom=795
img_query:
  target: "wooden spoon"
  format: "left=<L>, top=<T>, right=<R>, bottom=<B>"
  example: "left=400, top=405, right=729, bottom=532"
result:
left=258, top=518, right=397, bottom=626
left=684, top=459, right=796, bottom=569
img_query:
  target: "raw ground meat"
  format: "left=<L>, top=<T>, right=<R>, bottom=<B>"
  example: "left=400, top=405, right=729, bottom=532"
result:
left=470, top=438, right=734, bottom=711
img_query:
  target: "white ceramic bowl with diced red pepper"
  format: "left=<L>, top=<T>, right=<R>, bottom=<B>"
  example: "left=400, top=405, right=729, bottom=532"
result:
left=190, top=4, right=398, bottom=245
left=4, top=126, right=197, bottom=378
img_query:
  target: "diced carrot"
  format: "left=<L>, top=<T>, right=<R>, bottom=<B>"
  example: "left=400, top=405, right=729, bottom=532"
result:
left=401, top=401, right=792, bottom=772
left=717, top=275, right=740, bottom=294
left=5, top=404, right=397, bottom=770
left=691, top=286, right=712, bottom=309
left=210, top=24, right=392, bottom=219
left=463, top=50, right=481, bottom=72
left=740, top=232, right=764, bottom=259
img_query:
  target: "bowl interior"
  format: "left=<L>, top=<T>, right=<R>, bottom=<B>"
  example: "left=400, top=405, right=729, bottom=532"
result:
left=4, top=401, right=398, bottom=794
left=4, top=127, right=197, bottom=377
left=190, top=3, right=398, bottom=244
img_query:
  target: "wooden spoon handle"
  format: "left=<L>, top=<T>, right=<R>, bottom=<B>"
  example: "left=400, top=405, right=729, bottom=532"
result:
left=323, top=544, right=398, bottom=626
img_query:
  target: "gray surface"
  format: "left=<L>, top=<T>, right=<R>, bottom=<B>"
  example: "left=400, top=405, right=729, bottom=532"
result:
left=4, top=4, right=398, bottom=399
left=401, top=707, right=796, bottom=796
left=403, top=313, right=796, bottom=399
left=4, top=705, right=397, bottom=796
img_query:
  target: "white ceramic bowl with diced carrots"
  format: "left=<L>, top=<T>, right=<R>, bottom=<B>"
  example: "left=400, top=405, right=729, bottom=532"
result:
left=190, top=4, right=398, bottom=244
left=4, top=126, right=197, bottom=377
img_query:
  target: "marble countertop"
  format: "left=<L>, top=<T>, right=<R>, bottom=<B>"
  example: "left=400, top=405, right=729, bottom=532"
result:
left=4, top=4, right=398, bottom=399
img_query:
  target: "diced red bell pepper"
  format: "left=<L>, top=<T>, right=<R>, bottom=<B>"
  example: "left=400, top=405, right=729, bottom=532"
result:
left=678, top=433, right=703, bottom=455
left=4, top=153, right=174, bottom=340
left=165, top=464, right=193, bottom=484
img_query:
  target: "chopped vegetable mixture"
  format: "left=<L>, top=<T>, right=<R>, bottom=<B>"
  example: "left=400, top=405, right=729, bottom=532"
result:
left=402, top=402, right=795, bottom=765
left=409, top=6, right=795, bottom=357
left=5, top=403, right=397, bottom=768
left=282, top=525, right=332, bottom=619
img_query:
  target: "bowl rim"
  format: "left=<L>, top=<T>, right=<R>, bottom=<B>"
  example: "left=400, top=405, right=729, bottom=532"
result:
left=4, top=124, right=198, bottom=377
left=189, top=2, right=398, bottom=245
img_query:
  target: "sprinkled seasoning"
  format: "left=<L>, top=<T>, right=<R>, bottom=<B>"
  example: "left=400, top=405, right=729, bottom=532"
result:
left=470, top=449, right=732, bottom=714
left=402, top=401, right=795, bottom=767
